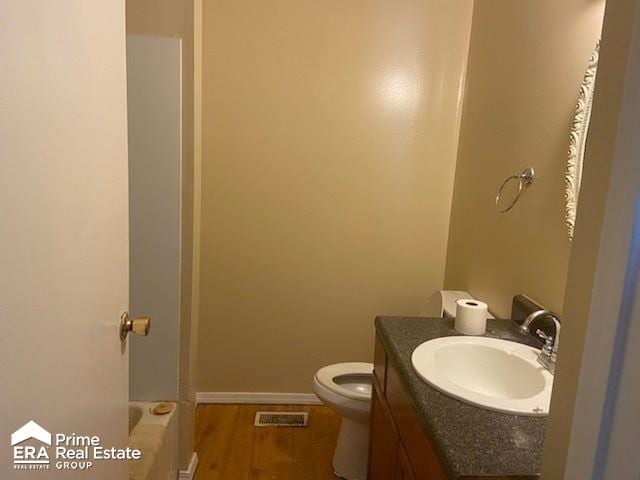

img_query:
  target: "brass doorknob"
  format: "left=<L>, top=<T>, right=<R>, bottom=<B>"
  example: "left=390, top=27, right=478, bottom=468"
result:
left=120, top=312, right=151, bottom=341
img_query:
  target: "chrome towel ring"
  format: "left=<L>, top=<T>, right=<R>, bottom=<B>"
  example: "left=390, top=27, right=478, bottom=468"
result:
left=495, top=167, right=535, bottom=213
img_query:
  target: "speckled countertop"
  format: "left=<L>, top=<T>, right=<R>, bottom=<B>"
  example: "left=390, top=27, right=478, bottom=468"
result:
left=375, top=316, right=547, bottom=479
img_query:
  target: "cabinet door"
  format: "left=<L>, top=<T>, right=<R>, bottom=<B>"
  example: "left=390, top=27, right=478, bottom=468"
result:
left=368, top=380, right=399, bottom=480
left=373, top=335, right=387, bottom=392
left=396, top=444, right=418, bottom=480
left=386, top=360, right=447, bottom=480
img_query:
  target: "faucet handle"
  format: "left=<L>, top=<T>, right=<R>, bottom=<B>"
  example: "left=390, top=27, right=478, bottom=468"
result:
left=536, top=329, right=557, bottom=373
left=536, top=329, right=552, bottom=342
left=536, top=329, right=554, bottom=354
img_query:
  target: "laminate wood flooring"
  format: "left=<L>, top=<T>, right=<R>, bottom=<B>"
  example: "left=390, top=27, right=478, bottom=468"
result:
left=194, top=404, right=341, bottom=480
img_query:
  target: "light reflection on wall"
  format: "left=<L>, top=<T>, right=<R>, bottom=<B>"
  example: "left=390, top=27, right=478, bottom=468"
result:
left=374, top=66, right=423, bottom=113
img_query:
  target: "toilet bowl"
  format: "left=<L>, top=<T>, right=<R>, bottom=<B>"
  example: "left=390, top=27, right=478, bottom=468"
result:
left=313, top=362, right=373, bottom=480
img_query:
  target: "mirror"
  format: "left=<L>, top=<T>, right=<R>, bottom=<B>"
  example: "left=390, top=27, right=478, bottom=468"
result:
left=565, top=41, right=600, bottom=241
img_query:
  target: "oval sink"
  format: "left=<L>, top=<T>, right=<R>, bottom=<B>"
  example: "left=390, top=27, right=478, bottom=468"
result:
left=411, top=336, right=553, bottom=416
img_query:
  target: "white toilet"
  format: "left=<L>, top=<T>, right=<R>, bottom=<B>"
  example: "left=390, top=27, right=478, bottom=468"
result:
left=313, top=362, right=373, bottom=480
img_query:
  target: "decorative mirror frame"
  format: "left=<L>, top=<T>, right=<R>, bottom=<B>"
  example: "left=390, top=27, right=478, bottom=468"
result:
left=565, top=41, right=600, bottom=241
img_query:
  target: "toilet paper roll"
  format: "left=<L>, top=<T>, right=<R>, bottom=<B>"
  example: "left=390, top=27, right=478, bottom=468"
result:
left=454, top=299, right=488, bottom=335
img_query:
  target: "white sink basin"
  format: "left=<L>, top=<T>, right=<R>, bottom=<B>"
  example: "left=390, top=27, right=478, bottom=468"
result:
left=411, top=336, right=553, bottom=416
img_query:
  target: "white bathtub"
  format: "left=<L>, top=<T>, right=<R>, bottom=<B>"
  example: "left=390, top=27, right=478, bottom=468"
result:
left=128, top=401, right=178, bottom=480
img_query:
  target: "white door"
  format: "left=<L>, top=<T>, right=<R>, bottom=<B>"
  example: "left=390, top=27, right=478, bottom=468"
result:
left=0, top=2, right=130, bottom=479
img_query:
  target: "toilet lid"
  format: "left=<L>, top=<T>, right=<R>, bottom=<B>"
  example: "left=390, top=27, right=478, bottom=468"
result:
left=315, top=362, right=373, bottom=402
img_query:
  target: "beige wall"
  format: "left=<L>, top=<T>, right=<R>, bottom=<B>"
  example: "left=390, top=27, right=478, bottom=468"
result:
left=126, top=0, right=196, bottom=471
left=197, top=1, right=473, bottom=393
left=444, top=0, right=606, bottom=318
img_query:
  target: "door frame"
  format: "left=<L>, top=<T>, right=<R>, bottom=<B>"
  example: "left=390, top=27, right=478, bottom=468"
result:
left=542, top=0, right=640, bottom=477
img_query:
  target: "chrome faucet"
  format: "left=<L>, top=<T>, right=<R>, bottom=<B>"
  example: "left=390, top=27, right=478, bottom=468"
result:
left=519, top=309, right=561, bottom=374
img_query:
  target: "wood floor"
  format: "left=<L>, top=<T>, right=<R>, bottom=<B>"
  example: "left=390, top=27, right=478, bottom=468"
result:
left=195, top=404, right=341, bottom=480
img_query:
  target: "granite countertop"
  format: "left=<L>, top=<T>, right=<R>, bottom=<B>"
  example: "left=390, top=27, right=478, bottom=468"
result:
left=375, top=316, right=547, bottom=479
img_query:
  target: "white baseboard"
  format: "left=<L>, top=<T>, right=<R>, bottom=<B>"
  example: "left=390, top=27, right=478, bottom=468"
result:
left=196, top=392, right=322, bottom=405
left=178, top=452, right=198, bottom=480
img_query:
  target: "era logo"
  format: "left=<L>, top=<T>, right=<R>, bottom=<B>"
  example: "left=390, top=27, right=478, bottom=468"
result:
left=11, top=421, right=51, bottom=469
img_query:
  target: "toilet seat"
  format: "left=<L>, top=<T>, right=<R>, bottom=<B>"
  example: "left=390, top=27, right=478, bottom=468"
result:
left=314, top=362, right=373, bottom=402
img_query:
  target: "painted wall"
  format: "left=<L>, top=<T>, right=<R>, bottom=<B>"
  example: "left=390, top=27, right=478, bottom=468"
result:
left=197, top=1, right=473, bottom=393
left=444, top=0, right=606, bottom=318
left=126, top=0, right=196, bottom=471
left=127, top=35, right=182, bottom=401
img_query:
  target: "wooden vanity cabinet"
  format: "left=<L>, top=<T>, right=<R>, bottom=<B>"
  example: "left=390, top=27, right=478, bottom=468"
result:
left=368, top=334, right=446, bottom=480
left=396, top=446, right=418, bottom=480
left=369, top=378, right=399, bottom=479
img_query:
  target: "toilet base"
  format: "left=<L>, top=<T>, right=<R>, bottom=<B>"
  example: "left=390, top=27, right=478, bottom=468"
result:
left=331, top=417, right=370, bottom=480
